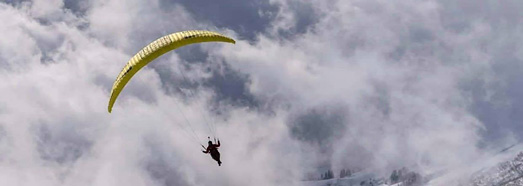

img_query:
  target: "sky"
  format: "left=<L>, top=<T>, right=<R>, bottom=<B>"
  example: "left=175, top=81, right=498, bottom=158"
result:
left=0, top=0, right=522, bottom=185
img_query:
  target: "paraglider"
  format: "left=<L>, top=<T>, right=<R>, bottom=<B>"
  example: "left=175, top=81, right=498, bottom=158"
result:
left=107, top=30, right=235, bottom=166
left=202, top=137, right=222, bottom=166
left=107, top=30, right=236, bottom=113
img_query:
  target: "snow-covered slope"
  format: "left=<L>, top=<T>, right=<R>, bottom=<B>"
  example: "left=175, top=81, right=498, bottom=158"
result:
left=302, top=169, right=421, bottom=186
left=303, top=171, right=383, bottom=186
left=304, top=147, right=523, bottom=186
left=469, top=151, right=523, bottom=186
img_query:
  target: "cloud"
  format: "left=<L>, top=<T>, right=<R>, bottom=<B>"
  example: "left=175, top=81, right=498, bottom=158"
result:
left=0, top=0, right=522, bottom=185
left=218, top=0, right=522, bottom=177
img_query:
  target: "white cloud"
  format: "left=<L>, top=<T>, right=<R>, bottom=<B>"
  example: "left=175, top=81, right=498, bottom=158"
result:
left=0, top=0, right=522, bottom=185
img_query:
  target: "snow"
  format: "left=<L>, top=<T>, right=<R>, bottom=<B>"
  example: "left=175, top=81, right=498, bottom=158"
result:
left=303, top=171, right=390, bottom=186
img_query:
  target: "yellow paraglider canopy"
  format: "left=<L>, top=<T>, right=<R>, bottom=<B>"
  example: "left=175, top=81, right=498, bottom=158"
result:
left=108, top=30, right=235, bottom=113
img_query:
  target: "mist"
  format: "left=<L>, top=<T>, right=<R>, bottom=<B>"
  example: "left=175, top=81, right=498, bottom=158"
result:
left=0, top=0, right=522, bottom=185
